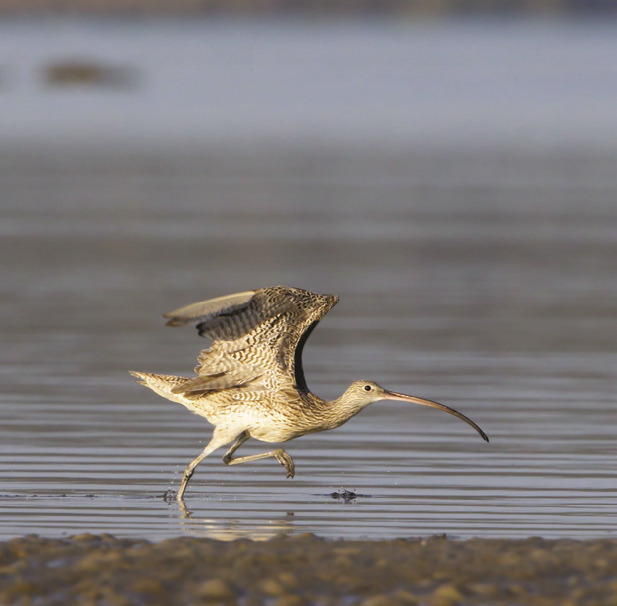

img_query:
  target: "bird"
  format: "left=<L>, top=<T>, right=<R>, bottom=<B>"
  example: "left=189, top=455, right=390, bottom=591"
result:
left=130, top=285, right=488, bottom=504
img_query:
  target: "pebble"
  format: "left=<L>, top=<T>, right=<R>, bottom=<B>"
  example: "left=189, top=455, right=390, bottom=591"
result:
left=360, top=595, right=394, bottom=606
left=430, top=583, right=463, bottom=606
left=274, top=596, right=308, bottom=606
left=197, top=578, right=236, bottom=602
left=260, top=578, right=287, bottom=595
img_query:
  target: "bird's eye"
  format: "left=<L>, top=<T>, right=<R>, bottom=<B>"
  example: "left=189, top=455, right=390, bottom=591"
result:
left=364, top=385, right=372, bottom=391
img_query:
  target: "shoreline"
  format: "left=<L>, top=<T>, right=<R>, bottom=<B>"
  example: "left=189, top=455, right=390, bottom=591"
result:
left=2, top=533, right=616, bottom=605
left=0, top=2, right=613, bottom=17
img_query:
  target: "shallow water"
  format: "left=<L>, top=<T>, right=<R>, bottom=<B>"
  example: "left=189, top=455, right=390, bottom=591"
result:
left=0, top=19, right=616, bottom=541
left=1, top=146, right=614, bottom=541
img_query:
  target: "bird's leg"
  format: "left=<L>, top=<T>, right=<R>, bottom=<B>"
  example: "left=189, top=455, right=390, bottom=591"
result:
left=221, top=430, right=250, bottom=461
left=224, top=449, right=295, bottom=478
left=222, top=434, right=295, bottom=478
left=177, top=437, right=226, bottom=503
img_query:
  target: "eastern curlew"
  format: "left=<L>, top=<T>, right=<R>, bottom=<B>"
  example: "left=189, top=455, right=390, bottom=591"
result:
left=130, top=285, right=488, bottom=504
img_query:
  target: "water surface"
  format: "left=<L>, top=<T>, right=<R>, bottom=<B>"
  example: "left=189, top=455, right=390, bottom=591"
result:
left=0, top=19, right=615, bottom=541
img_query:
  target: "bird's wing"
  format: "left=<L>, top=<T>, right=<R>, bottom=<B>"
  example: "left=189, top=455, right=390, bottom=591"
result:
left=163, top=286, right=338, bottom=398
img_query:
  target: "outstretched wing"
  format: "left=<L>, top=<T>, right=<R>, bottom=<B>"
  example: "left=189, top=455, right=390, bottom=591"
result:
left=163, top=286, right=338, bottom=398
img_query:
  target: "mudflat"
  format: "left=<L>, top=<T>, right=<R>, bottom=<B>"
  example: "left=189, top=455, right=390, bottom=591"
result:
left=1, top=533, right=616, bottom=605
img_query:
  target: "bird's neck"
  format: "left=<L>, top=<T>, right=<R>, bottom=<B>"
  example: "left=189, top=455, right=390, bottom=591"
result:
left=299, top=391, right=366, bottom=433
left=330, top=392, right=368, bottom=422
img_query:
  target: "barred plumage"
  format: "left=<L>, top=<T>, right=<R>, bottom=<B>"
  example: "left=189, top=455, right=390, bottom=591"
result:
left=130, top=285, right=488, bottom=507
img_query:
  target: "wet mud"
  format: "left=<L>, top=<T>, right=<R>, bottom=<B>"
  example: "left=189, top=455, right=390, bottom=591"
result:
left=1, top=533, right=616, bottom=605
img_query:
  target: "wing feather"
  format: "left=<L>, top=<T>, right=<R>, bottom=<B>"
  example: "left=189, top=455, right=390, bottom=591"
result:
left=164, top=286, right=338, bottom=397
left=163, top=291, right=255, bottom=329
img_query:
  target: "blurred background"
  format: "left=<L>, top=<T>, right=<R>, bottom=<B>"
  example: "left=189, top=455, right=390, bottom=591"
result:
left=0, top=2, right=615, bottom=539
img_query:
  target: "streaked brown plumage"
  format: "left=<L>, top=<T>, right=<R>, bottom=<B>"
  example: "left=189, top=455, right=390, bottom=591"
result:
left=130, top=285, right=488, bottom=504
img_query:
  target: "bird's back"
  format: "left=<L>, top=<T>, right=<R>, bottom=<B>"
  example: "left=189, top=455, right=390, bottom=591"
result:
left=130, top=369, right=331, bottom=443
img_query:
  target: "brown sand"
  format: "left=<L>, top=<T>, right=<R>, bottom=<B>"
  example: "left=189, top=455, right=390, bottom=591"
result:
left=1, top=533, right=616, bottom=605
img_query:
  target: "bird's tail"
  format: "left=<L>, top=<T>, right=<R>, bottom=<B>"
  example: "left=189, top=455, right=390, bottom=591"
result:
left=129, top=370, right=194, bottom=406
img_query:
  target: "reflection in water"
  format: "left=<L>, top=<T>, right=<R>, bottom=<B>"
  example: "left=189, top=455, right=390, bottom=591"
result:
left=178, top=509, right=298, bottom=542
left=176, top=486, right=373, bottom=539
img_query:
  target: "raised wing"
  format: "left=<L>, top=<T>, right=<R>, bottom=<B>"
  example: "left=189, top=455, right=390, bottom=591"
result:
left=163, top=286, right=338, bottom=398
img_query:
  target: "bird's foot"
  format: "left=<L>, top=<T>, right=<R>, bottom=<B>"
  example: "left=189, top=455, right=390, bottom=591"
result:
left=273, top=449, right=295, bottom=478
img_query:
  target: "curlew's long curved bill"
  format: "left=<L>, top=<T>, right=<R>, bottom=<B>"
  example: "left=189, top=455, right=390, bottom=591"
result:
left=384, top=390, right=489, bottom=442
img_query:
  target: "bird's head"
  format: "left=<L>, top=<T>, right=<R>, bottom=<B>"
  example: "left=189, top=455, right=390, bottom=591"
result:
left=340, top=380, right=395, bottom=407
left=339, top=380, right=489, bottom=442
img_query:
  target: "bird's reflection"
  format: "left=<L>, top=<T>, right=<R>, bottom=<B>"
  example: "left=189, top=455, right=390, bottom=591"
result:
left=175, top=501, right=297, bottom=540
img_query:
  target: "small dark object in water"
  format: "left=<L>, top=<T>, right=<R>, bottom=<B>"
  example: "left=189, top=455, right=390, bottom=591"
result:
left=330, top=488, right=361, bottom=503
left=163, top=489, right=176, bottom=504
left=43, top=60, right=138, bottom=88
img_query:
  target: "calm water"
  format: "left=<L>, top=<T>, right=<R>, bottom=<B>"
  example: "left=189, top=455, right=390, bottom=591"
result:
left=0, top=19, right=615, bottom=541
